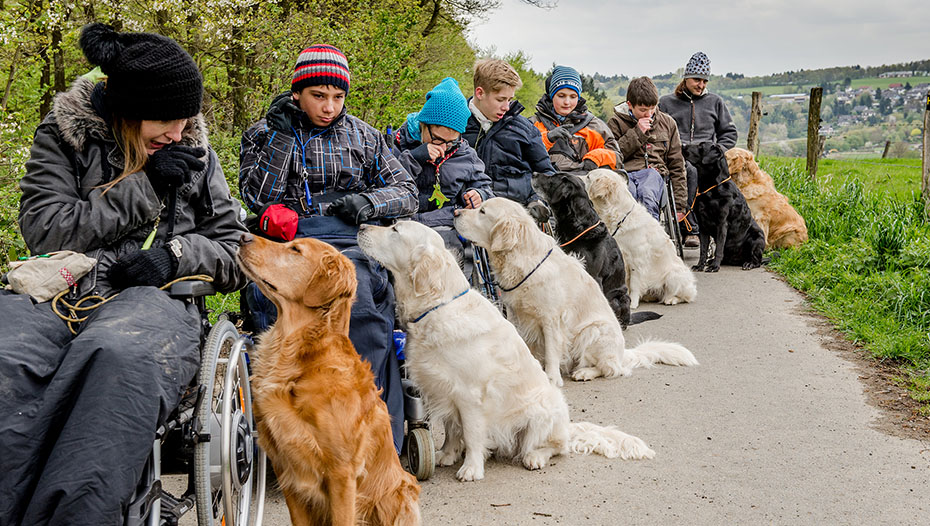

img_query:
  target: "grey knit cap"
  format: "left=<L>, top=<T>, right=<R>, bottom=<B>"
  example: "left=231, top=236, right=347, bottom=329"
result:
left=684, top=52, right=710, bottom=80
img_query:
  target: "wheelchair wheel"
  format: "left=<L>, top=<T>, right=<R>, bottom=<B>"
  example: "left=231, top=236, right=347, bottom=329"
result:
left=406, top=426, right=435, bottom=481
left=194, top=320, right=267, bottom=526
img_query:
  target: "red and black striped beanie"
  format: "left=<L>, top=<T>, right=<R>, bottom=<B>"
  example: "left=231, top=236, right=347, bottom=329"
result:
left=291, top=44, right=350, bottom=94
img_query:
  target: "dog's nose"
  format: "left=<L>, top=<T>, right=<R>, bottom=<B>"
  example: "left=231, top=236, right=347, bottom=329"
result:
left=239, top=232, right=254, bottom=246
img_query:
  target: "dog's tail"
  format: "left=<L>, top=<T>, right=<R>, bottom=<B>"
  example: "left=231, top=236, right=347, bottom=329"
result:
left=568, top=422, right=655, bottom=460
left=623, top=340, right=699, bottom=369
left=629, top=311, right=662, bottom=325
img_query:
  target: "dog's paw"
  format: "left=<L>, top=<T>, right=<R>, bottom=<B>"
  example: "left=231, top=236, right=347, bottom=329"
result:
left=522, top=450, right=552, bottom=470
left=663, top=297, right=681, bottom=305
left=629, top=297, right=640, bottom=309
left=691, top=264, right=704, bottom=272
left=571, top=367, right=600, bottom=382
left=706, top=264, right=720, bottom=273
left=548, top=372, right=564, bottom=387
left=456, top=462, right=485, bottom=482
left=437, top=449, right=461, bottom=467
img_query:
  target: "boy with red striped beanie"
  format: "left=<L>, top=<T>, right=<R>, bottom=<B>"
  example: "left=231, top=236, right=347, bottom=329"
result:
left=239, top=44, right=416, bottom=452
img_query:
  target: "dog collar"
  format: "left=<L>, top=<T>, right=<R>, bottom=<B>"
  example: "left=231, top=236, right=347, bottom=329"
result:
left=611, top=205, right=635, bottom=236
left=410, top=288, right=469, bottom=324
left=496, top=247, right=554, bottom=292
left=559, top=221, right=602, bottom=248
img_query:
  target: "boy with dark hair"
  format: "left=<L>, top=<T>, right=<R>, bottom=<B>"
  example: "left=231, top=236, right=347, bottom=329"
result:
left=239, top=44, right=417, bottom=451
left=462, top=58, right=554, bottom=222
left=607, top=76, right=687, bottom=222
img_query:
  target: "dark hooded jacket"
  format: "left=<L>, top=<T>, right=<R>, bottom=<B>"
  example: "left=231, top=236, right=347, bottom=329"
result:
left=393, top=122, right=493, bottom=229
left=18, top=77, right=248, bottom=300
left=462, top=99, right=553, bottom=205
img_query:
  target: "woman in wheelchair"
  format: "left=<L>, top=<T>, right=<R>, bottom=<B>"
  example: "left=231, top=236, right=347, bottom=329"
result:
left=0, top=23, right=246, bottom=525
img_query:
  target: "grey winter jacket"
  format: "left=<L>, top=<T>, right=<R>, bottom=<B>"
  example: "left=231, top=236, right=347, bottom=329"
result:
left=659, top=90, right=738, bottom=149
left=18, top=77, right=248, bottom=299
left=239, top=93, right=417, bottom=219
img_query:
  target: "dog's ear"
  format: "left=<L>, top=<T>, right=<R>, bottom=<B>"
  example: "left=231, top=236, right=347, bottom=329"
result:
left=489, top=215, right=525, bottom=252
left=585, top=172, right=615, bottom=202
left=715, top=146, right=731, bottom=182
left=410, top=245, right=443, bottom=297
left=303, top=252, right=356, bottom=308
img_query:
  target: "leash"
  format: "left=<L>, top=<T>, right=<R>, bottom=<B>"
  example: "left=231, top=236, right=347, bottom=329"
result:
left=559, top=221, right=602, bottom=248
left=410, top=288, right=469, bottom=324
left=680, top=175, right=732, bottom=233
left=51, top=274, right=215, bottom=335
left=611, top=205, right=636, bottom=236
left=496, top=247, right=554, bottom=292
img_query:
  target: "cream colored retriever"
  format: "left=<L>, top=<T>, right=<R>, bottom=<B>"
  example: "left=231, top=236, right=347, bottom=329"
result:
left=726, top=148, right=808, bottom=249
left=584, top=168, right=697, bottom=308
left=454, top=197, right=698, bottom=386
left=358, top=220, right=655, bottom=482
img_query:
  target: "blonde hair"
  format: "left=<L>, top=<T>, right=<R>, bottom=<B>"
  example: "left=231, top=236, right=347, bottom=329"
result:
left=473, top=59, right=523, bottom=93
left=102, top=117, right=148, bottom=194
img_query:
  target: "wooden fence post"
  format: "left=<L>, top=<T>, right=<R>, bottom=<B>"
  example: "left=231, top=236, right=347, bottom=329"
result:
left=922, top=90, right=930, bottom=214
left=881, top=140, right=891, bottom=159
left=806, top=87, right=823, bottom=179
left=747, top=91, right=762, bottom=158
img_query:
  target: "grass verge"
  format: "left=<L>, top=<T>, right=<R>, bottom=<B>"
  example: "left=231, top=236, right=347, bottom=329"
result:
left=760, top=156, right=930, bottom=414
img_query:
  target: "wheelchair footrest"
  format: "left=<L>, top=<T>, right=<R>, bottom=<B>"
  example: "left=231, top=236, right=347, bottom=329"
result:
left=159, top=490, right=194, bottom=526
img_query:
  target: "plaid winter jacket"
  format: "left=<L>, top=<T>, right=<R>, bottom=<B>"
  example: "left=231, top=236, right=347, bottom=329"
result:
left=239, top=94, right=417, bottom=218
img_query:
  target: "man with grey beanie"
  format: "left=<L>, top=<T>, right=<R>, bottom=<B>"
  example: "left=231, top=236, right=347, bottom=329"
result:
left=659, top=51, right=738, bottom=246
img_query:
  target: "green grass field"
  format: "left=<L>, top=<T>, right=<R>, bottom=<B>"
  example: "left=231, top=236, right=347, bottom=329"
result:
left=760, top=156, right=923, bottom=199
left=719, top=76, right=930, bottom=97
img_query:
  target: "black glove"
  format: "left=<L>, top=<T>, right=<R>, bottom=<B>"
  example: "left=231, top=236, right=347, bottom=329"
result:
left=325, top=194, right=374, bottom=224
left=526, top=201, right=551, bottom=223
left=146, top=145, right=206, bottom=194
left=409, top=143, right=434, bottom=164
left=108, top=247, right=178, bottom=289
left=582, top=159, right=598, bottom=172
left=546, top=126, right=571, bottom=143
left=266, top=95, right=304, bottom=132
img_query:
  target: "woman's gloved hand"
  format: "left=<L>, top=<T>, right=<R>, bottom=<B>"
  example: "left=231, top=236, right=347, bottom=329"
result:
left=108, top=247, right=178, bottom=289
left=146, top=145, right=206, bottom=194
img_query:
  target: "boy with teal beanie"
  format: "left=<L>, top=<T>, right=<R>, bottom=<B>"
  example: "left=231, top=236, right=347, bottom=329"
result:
left=393, top=77, right=493, bottom=267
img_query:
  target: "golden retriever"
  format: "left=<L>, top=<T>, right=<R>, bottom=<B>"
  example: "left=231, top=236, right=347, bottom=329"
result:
left=454, top=198, right=698, bottom=386
left=357, top=220, right=655, bottom=482
left=726, top=147, right=808, bottom=249
left=237, top=233, right=420, bottom=526
left=584, top=169, right=697, bottom=308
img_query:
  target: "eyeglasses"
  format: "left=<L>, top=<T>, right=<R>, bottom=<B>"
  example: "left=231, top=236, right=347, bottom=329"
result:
left=425, top=125, right=461, bottom=147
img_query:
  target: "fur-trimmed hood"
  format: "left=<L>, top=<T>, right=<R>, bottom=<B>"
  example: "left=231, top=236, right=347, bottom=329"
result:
left=51, top=76, right=209, bottom=153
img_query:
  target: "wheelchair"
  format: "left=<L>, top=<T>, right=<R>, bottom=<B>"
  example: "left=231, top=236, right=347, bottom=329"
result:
left=125, top=280, right=267, bottom=526
left=659, top=175, right=685, bottom=259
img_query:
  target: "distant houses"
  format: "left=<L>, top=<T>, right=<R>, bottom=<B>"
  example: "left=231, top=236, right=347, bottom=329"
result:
left=878, top=70, right=929, bottom=78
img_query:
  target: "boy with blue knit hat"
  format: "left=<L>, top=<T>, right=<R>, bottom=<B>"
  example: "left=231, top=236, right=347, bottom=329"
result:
left=239, top=44, right=416, bottom=452
left=659, top=51, right=738, bottom=246
left=530, top=65, right=622, bottom=174
left=393, top=77, right=493, bottom=268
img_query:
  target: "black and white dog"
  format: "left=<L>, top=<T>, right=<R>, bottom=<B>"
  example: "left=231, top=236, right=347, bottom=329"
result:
left=682, top=142, right=766, bottom=272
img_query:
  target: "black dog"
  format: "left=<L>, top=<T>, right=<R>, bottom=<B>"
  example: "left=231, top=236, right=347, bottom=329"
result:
left=532, top=172, right=660, bottom=328
left=681, top=142, right=766, bottom=272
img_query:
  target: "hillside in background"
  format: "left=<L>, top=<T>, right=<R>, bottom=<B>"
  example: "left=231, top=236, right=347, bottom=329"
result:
left=591, top=60, right=930, bottom=158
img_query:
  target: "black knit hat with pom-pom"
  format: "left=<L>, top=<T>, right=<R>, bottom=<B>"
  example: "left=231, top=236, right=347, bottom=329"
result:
left=79, top=23, right=203, bottom=121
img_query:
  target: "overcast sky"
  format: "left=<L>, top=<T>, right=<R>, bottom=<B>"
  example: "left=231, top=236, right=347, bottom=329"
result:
left=466, top=0, right=929, bottom=78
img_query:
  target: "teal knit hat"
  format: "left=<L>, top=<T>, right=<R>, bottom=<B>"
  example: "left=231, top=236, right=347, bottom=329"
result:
left=547, top=65, right=582, bottom=99
left=415, top=77, right=470, bottom=133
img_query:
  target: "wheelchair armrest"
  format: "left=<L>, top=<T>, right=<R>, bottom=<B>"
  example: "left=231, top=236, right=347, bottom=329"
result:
left=167, top=280, right=216, bottom=299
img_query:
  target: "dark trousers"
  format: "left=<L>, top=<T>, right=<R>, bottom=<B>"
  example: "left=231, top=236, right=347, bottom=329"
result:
left=680, top=161, right=701, bottom=236
left=244, top=216, right=404, bottom=453
left=0, top=287, right=200, bottom=526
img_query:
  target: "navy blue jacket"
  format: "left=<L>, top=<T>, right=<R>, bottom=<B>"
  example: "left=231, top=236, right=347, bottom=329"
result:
left=394, top=125, right=493, bottom=229
left=462, top=100, right=554, bottom=205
